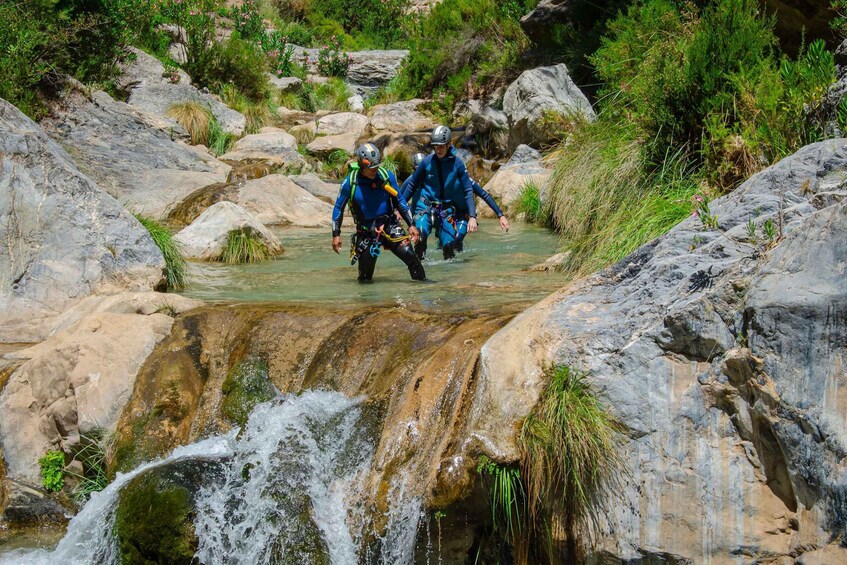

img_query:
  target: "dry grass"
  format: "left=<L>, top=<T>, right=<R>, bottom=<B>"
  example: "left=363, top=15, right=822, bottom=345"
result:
left=166, top=101, right=211, bottom=146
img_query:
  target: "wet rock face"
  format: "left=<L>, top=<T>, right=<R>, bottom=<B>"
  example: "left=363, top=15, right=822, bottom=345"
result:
left=472, top=139, right=847, bottom=561
left=0, top=97, right=166, bottom=342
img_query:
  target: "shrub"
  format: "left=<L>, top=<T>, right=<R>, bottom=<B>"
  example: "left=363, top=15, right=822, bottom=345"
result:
left=39, top=450, right=65, bottom=493
left=519, top=365, right=625, bottom=561
left=308, top=0, right=411, bottom=49
left=219, top=229, right=271, bottom=264
left=134, top=214, right=187, bottom=289
left=393, top=0, right=532, bottom=103
left=317, top=35, right=350, bottom=77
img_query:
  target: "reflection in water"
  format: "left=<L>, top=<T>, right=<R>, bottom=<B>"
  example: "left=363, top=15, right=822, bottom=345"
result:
left=178, top=223, right=563, bottom=312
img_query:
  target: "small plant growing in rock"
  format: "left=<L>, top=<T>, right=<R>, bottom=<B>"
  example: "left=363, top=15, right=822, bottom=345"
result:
left=39, top=450, right=65, bottom=493
left=476, top=455, right=525, bottom=552
left=515, top=181, right=544, bottom=225
left=746, top=217, right=757, bottom=242
left=134, top=213, right=187, bottom=289
left=762, top=218, right=777, bottom=245
left=66, top=429, right=111, bottom=504
left=691, top=193, right=719, bottom=229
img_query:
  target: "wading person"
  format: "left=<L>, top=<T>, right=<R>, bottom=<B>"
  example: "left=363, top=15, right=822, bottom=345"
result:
left=400, top=141, right=510, bottom=259
left=331, top=143, right=426, bottom=282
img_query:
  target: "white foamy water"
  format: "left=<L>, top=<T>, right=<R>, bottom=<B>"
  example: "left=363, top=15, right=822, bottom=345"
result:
left=1, top=390, right=422, bottom=565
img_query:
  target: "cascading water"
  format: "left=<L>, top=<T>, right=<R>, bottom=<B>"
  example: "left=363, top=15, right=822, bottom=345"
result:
left=0, top=390, right=423, bottom=565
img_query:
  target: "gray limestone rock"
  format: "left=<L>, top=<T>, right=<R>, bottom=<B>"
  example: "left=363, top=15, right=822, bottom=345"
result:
left=368, top=99, right=435, bottom=133
left=470, top=138, right=847, bottom=561
left=503, top=63, right=595, bottom=148
left=0, top=97, right=165, bottom=343
left=480, top=145, right=550, bottom=217
left=117, top=47, right=190, bottom=93
left=268, top=75, right=303, bottom=93
left=174, top=201, right=283, bottom=261
left=289, top=173, right=340, bottom=204
left=128, top=83, right=246, bottom=136
left=39, top=89, right=230, bottom=221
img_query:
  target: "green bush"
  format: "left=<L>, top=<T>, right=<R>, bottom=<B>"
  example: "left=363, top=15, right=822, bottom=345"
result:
left=515, top=181, right=545, bottom=225
left=134, top=214, right=187, bottom=289
left=0, top=0, right=149, bottom=118
left=38, top=450, right=65, bottom=493
left=307, top=0, right=411, bottom=49
left=393, top=0, right=532, bottom=105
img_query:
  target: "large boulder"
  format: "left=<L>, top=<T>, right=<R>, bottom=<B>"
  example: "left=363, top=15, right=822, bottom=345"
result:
left=218, top=128, right=308, bottom=174
left=469, top=139, right=847, bottom=562
left=39, top=89, right=230, bottom=221
left=127, top=83, right=247, bottom=136
left=305, top=132, right=359, bottom=158
left=289, top=173, right=340, bottom=204
left=316, top=112, right=369, bottom=137
left=117, top=47, right=190, bottom=93
left=519, top=0, right=572, bottom=41
left=0, top=98, right=166, bottom=343
left=346, top=50, right=409, bottom=94
left=0, top=292, right=200, bottom=483
left=503, top=63, right=595, bottom=148
left=236, top=175, right=333, bottom=227
left=368, top=99, right=435, bottom=133
left=480, top=145, right=550, bottom=217
left=174, top=201, right=283, bottom=261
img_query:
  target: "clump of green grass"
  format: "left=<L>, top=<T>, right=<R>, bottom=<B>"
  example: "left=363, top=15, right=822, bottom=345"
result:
left=66, top=429, right=110, bottom=504
left=544, top=120, right=700, bottom=277
left=519, top=365, right=625, bottom=561
left=276, top=79, right=350, bottom=112
left=134, top=213, right=187, bottom=289
left=207, top=118, right=236, bottom=157
left=219, top=229, right=271, bottom=264
left=476, top=455, right=526, bottom=555
left=515, top=181, right=545, bottom=225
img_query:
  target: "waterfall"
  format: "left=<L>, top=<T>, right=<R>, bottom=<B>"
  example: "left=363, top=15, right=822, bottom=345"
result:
left=1, top=391, right=423, bottom=565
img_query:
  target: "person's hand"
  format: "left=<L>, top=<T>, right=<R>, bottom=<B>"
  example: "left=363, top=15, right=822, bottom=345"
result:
left=468, top=217, right=478, bottom=233
left=332, top=236, right=342, bottom=254
left=408, top=226, right=420, bottom=244
left=499, top=215, right=510, bottom=232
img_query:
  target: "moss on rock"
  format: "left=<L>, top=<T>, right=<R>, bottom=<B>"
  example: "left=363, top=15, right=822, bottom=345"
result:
left=221, top=357, right=276, bottom=426
left=114, top=459, right=219, bottom=565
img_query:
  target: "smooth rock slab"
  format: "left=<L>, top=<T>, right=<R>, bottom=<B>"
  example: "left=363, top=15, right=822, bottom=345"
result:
left=306, top=132, right=359, bottom=158
left=316, top=112, right=369, bottom=137
left=236, top=175, right=332, bottom=227
left=0, top=292, right=200, bottom=482
left=128, top=83, right=246, bottom=136
left=368, top=99, right=435, bottom=132
left=117, top=47, right=190, bottom=92
left=0, top=97, right=165, bottom=343
left=174, top=201, right=283, bottom=261
left=289, top=173, right=340, bottom=203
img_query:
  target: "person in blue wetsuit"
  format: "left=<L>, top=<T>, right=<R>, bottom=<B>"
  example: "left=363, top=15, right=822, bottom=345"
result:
left=401, top=126, right=478, bottom=260
left=401, top=148, right=510, bottom=256
left=331, top=143, right=425, bottom=282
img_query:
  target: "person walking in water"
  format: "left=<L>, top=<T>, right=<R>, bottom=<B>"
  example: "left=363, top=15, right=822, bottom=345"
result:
left=331, top=143, right=426, bottom=282
left=401, top=126, right=478, bottom=260
left=402, top=151, right=510, bottom=253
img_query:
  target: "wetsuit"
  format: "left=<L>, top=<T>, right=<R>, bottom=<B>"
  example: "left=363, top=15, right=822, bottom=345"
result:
left=402, top=152, right=501, bottom=258
left=332, top=166, right=425, bottom=281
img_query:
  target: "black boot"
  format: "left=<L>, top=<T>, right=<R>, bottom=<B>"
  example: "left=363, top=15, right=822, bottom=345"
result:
left=442, top=242, right=456, bottom=260
left=414, top=240, right=427, bottom=261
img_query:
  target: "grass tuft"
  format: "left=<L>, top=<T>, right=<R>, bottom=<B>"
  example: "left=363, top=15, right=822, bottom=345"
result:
left=515, top=181, right=545, bottom=225
left=219, top=229, right=271, bottom=264
left=66, top=429, right=111, bottom=504
left=134, top=214, right=187, bottom=289
left=166, top=101, right=211, bottom=146
left=519, top=365, right=626, bottom=559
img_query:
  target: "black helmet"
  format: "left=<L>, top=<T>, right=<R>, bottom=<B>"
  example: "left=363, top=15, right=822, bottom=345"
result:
left=430, top=125, right=451, bottom=146
left=412, top=152, right=426, bottom=168
left=356, top=143, right=381, bottom=169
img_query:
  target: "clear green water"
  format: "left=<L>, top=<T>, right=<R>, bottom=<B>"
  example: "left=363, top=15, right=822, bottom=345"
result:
left=177, top=222, right=564, bottom=313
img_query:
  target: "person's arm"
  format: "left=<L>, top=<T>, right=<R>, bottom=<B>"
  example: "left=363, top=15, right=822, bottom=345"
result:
left=472, top=180, right=503, bottom=217
left=456, top=161, right=478, bottom=231
left=400, top=176, right=414, bottom=203
left=331, top=179, right=351, bottom=253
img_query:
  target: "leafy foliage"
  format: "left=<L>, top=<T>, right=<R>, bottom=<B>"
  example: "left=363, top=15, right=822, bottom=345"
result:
left=134, top=213, right=187, bottom=289
left=39, top=450, right=66, bottom=493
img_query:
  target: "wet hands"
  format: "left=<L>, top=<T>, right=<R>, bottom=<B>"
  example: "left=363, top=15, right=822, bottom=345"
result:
left=468, top=217, right=478, bottom=233
left=408, top=226, right=420, bottom=244
left=498, top=216, right=510, bottom=232
left=332, top=235, right=342, bottom=253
